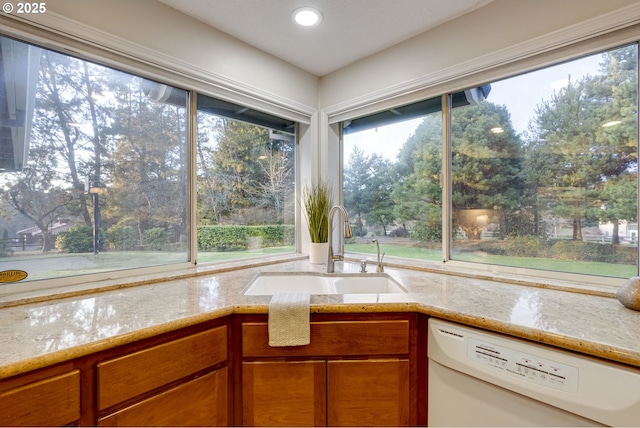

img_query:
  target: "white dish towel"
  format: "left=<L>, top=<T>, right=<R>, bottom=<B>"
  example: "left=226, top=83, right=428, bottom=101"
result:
left=268, top=291, right=311, bottom=347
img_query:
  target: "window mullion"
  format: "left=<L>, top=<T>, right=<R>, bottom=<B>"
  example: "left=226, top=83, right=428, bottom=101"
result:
left=189, top=90, right=198, bottom=265
left=442, top=94, right=452, bottom=263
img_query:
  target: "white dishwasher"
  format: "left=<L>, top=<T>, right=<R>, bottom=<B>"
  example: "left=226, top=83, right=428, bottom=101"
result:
left=428, top=318, right=640, bottom=426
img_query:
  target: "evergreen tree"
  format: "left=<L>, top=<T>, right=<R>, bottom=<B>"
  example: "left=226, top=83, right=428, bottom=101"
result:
left=391, top=115, right=443, bottom=242
left=527, top=45, right=637, bottom=241
left=451, top=102, right=524, bottom=239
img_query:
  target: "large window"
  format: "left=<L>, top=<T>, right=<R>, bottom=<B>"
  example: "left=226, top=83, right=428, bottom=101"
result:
left=0, top=35, right=189, bottom=283
left=343, top=44, right=638, bottom=279
left=195, top=94, right=296, bottom=261
left=0, top=34, right=298, bottom=289
left=343, top=97, right=443, bottom=260
left=451, top=45, right=638, bottom=277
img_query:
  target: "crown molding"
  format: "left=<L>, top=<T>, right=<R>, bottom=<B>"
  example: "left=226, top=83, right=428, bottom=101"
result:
left=323, top=2, right=640, bottom=121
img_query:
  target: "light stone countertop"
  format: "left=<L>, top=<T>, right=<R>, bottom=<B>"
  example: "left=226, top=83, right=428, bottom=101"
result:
left=0, top=257, right=639, bottom=380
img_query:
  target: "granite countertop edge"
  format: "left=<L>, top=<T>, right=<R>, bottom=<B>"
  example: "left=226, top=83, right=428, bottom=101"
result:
left=0, top=259, right=639, bottom=379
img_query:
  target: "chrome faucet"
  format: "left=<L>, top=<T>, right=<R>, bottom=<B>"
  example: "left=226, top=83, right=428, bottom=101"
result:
left=326, top=205, right=352, bottom=273
left=371, top=239, right=385, bottom=272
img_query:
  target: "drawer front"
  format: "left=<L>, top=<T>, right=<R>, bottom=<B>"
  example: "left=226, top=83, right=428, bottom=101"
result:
left=98, top=325, right=227, bottom=410
left=242, top=320, right=409, bottom=357
left=0, top=370, right=80, bottom=426
left=98, top=367, right=228, bottom=427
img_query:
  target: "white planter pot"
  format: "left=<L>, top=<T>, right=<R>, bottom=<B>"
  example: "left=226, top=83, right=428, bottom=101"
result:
left=309, top=242, right=328, bottom=265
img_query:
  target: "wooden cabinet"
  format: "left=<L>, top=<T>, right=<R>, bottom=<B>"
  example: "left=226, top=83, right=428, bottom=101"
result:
left=239, top=315, right=419, bottom=427
left=242, top=360, right=327, bottom=426
left=327, top=359, right=410, bottom=426
left=98, top=368, right=228, bottom=426
left=0, top=312, right=427, bottom=427
left=97, top=325, right=229, bottom=426
left=0, top=363, right=81, bottom=426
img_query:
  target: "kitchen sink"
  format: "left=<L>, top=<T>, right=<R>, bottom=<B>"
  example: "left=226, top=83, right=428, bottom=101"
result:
left=242, top=272, right=408, bottom=295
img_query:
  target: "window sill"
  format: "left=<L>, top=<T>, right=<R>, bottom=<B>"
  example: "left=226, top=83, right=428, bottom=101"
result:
left=0, top=253, right=304, bottom=309
left=345, top=253, right=622, bottom=298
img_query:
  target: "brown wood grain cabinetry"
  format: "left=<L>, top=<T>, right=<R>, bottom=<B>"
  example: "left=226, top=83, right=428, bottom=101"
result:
left=243, top=360, right=327, bottom=426
left=98, top=367, right=228, bottom=426
left=0, top=364, right=81, bottom=426
left=97, top=325, right=229, bottom=426
left=327, top=359, right=410, bottom=426
left=0, top=313, right=426, bottom=426
left=239, top=315, right=419, bottom=427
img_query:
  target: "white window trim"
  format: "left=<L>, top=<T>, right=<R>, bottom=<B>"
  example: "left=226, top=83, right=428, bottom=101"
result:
left=0, top=15, right=308, bottom=296
left=333, top=18, right=640, bottom=288
left=0, top=12, right=315, bottom=125
left=325, top=4, right=640, bottom=124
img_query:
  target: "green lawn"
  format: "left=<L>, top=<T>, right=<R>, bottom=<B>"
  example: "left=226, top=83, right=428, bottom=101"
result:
left=4, top=243, right=635, bottom=281
left=345, top=243, right=637, bottom=278
left=196, top=246, right=295, bottom=263
left=4, top=246, right=295, bottom=281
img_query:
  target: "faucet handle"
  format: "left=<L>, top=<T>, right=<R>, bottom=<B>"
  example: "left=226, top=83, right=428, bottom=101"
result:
left=360, top=259, right=367, bottom=273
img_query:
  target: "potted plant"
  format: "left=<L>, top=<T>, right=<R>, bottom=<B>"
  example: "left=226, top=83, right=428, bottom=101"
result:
left=303, top=180, right=333, bottom=264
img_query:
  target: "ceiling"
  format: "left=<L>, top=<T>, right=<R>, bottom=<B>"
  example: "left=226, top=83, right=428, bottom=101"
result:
left=157, top=0, right=494, bottom=77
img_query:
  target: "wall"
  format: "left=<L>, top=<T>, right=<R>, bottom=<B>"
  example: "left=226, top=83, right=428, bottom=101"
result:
left=320, top=0, right=640, bottom=117
left=3, top=0, right=319, bottom=119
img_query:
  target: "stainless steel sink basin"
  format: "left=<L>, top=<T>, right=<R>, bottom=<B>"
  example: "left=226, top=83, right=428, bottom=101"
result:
left=242, top=272, right=408, bottom=295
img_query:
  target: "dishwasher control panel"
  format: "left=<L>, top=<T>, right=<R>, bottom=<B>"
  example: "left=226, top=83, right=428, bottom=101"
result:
left=468, top=337, right=579, bottom=393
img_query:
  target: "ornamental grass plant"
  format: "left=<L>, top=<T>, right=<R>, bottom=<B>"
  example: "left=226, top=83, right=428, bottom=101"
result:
left=303, top=181, right=333, bottom=243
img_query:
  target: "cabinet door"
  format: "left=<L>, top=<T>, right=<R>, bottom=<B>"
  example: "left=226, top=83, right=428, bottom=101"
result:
left=98, top=367, right=227, bottom=427
left=327, top=359, right=410, bottom=427
left=0, top=370, right=80, bottom=426
left=242, top=360, right=326, bottom=427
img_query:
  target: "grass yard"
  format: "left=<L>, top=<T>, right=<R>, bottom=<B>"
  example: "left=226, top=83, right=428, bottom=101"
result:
left=345, top=242, right=637, bottom=278
left=3, top=242, right=635, bottom=282
left=3, top=246, right=295, bottom=281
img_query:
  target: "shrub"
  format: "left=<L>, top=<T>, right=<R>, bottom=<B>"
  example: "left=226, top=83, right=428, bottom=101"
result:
left=197, top=225, right=294, bottom=251
left=551, top=240, right=620, bottom=263
left=0, top=240, right=13, bottom=257
left=0, top=229, right=13, bottom=257
left=410, top=220, right=442, bottom=243
left=143, top=227, right=170, bottom=251
left=57, top=225, right=103, bottom=253
left=504, top=236, right=550, bottom=258
left=106, top=226, right=138, bottom=250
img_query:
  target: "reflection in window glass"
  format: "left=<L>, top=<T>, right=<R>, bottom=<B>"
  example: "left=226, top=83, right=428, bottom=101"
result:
left=451, top=45, right=638, bottom=277
left=343, top=98, right=443, bottom=260
left=196, top=94, right=295, bottom=262
left=0, top=36, right=189, bottom=282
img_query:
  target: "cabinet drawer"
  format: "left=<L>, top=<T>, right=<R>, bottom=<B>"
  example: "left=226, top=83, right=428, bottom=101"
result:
left=242, top=320, right=409, bottom=357
left=98, top=325, right=227, bottom=410
left=98, top=367, right=228, bottom=427
left=0, top=370, right=80, bottom=426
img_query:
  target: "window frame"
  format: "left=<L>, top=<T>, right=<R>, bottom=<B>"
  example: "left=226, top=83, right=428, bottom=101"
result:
left=337, top=34, right=640, bottom=289
left=0, top=22, right=307, bottom=295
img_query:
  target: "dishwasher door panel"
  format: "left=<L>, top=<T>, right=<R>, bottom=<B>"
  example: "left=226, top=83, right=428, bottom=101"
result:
left=428, top=359, right=602, bottom=426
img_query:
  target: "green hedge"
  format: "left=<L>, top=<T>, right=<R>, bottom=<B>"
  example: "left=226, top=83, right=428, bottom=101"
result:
left=106, top=226, right=138, bottom=250
left=459, top=236, right=636, bottom=264
left=143, top=227, right=171, bottom=251
left=197, top=225, right=294, bottom=251
left=57, top=225, right=104, bottom=253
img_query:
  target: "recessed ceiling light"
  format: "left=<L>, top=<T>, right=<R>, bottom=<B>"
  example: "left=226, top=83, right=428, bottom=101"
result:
left=602, top=120, right=622, bottom=127
left=292, top=7, right=323, bottom=27
left=490, top=127, right=504, bottom=134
